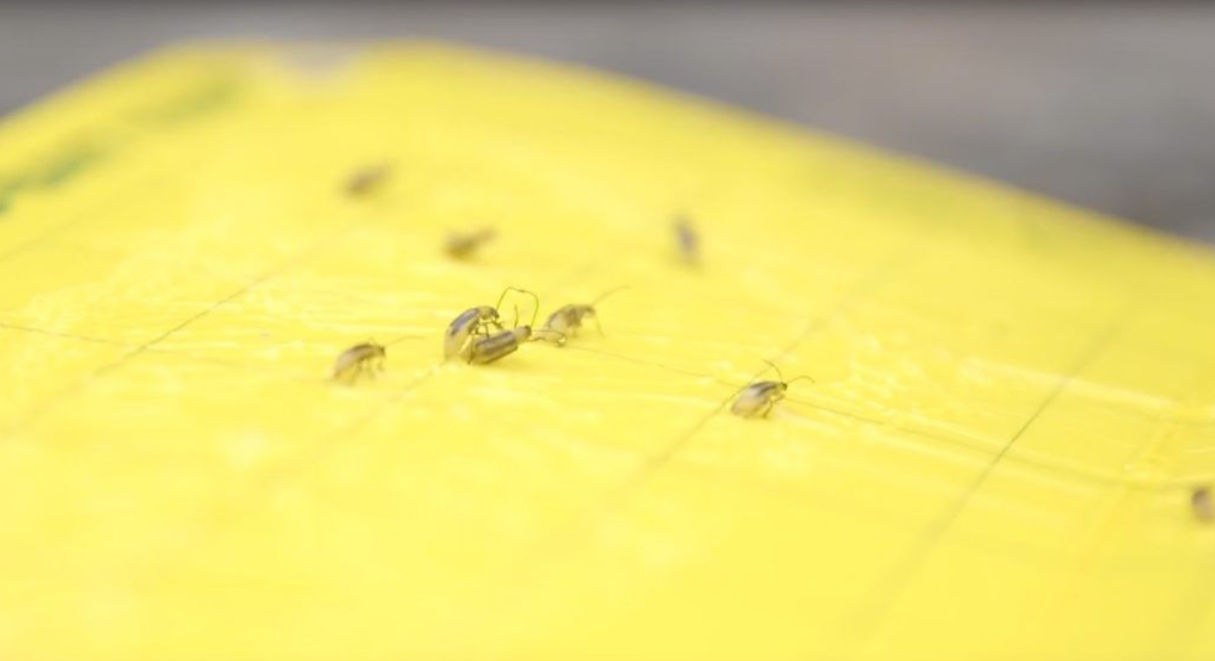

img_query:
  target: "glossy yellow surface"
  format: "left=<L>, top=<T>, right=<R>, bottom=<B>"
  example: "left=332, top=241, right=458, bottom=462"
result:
left=2, top=44, right=1215, bottom=660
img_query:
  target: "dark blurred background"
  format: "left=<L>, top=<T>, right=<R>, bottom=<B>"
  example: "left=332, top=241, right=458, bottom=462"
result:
left=1, top=2, right=1212, bottom=239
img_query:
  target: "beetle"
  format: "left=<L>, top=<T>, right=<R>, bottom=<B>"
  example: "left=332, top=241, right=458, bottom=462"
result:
left=331, top=342, right=386, bottom=383
left=465, top=325, right=533, bottom=364
left=330, top=332, right=418, bottom=384
left=541, top=286, right=628, bottom=344
left=731, top=360, right=815, bottom=418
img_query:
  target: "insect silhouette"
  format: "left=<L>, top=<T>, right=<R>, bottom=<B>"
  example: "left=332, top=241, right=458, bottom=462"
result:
left=1193, top=486, right=1214, bottom=523
left=445, top=228, right=496, bottom=259
left=344, top=162, right=392, bottom=197
left=731, top=360, right=816, bottom=418
left=674, top=215, right=700, bottom=266
left=541, top=286, right=628, bottom=344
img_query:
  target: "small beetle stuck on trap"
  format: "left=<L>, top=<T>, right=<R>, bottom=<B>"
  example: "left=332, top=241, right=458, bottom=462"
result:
left=540, top=286, right=628, bottom=345
left=330, top=333, right=417, bottom=384
left=731, top=360, right=816, bottom=419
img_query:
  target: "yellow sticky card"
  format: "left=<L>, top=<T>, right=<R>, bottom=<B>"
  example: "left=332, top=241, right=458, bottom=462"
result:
left=2, top=43, right=1215, bottom=660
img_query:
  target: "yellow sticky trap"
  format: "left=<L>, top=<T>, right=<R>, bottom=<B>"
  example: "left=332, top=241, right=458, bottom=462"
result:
left=2, top=43, right=1215, bottom=660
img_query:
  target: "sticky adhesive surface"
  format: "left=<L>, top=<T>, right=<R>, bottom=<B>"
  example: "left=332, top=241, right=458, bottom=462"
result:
left=2, top=44, right=1215, bottom=660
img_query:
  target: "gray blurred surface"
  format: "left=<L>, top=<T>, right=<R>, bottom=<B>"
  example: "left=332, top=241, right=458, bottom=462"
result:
left=1, top=3, right=1212, bottom=238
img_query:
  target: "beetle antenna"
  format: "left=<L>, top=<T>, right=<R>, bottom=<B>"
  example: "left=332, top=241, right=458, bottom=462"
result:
left=497, top=286, right=540, bottom=327
left=384, top=332, right=421, bottom=347
left=590, top=285, right=630, bottom=307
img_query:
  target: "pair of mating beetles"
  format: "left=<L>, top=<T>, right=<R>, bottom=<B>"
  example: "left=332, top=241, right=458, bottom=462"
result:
left=442, top=286, right=624, bottom=364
